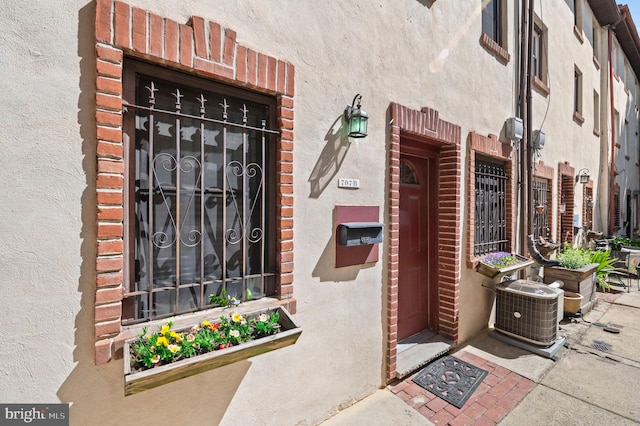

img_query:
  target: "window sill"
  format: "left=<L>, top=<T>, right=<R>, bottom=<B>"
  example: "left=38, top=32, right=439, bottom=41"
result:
left=123, top=304, right=302, bottom=396
left=479, top=32, right=511, bottom=64
left=573, top=25, right=584, bottom=43
left=532, top=76, right=550, bottom=97
left=573, top=111, right=585, bottom=125
left=593, top=55, right=600, bottom=70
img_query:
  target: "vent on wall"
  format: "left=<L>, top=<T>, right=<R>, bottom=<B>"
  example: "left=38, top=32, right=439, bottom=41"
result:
left=495, top=280, right=559, bottom=346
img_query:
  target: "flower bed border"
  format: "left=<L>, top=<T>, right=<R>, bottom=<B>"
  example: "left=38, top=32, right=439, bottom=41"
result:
left=475, top=253, right=534, bottom=279
left=124, top=306, right=301, bottom=396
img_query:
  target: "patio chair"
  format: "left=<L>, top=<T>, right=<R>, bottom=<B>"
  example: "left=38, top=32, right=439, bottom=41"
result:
left=613, top=248, right=640, bottom=292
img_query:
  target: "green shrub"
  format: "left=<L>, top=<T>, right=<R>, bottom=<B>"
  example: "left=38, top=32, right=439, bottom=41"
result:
left=591, top=249, right=618, bottom=292
left=610, top=237, right=640, bottom=251
left=557, top=244, right=592, bottom=269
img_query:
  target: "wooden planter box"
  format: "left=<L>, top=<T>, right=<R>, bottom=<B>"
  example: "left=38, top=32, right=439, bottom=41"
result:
left=124, top=306, right=302, bottom=396
left=543, top=263, right=598, bottom=308
left=476, top=254, right=534, bottom=279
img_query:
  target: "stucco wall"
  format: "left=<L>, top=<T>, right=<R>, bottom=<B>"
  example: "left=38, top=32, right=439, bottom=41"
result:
left=3, top=0, right=636, bottom=425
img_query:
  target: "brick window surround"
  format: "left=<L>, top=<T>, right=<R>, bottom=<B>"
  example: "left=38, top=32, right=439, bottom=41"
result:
left=466, top=132, right=516, bottom=269
left=94, top=0, right=295, bottom=364
left=387, top=102, right=462, bottom=381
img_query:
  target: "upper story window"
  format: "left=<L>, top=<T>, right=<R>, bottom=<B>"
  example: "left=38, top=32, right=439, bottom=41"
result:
left=480, top=0, right=510, bottom=63
left=593, top=90, right=600, bottom=135
left=574, top=66, right=584, bottom=124
left=482, top=0, right=502, bottom=44
left=122, top=60, right=278, bottom=324
left=573, top=0, right=583, bottom=41
left=532, top=25, right=541, bottom=78
left=474, top=157, right=508, bottom=256
left=592, top=19, right=600, bottom=62
left=532, top=17, right=549, bottom=95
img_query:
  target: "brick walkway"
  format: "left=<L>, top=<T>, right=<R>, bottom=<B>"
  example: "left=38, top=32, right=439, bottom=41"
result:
left=389, top=350, right=536, bottom=425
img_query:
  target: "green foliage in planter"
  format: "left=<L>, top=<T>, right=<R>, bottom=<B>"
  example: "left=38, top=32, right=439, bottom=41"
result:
left=610, top=237, right=640, bottom=251
left=131, top=311, right=281, bottom=371
left=557, top=244, right=592, bottom=269
left=591, top=249, right=618, bottom=292
left=209, top=288, right=240, bottom=308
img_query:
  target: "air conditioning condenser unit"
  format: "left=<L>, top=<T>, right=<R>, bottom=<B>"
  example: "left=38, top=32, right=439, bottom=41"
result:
left=495, top=280, right=559, bottom=346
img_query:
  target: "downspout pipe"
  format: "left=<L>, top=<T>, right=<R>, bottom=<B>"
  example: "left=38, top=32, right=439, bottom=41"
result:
left=608, top=26, right=615, bottom=236
left=526, top=0, right=534, bottom=237
left=519, top=0, right=530, bottom=257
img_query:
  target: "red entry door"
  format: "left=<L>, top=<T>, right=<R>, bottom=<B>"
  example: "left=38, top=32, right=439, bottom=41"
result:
left=398, top=154, right=438, bottom=341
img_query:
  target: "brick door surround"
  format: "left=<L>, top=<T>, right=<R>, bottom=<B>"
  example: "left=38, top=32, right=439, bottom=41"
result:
left=386, top=102, right=461, bottom=381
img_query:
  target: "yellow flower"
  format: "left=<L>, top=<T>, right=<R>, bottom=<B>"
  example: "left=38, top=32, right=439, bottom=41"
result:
left=231, top=312, right=242, bottom=323
left=156, top=336, right=169, bottom=347
left=160, top=324, right=170, bottom=335
left=202, top=320, right=211, bottom=326
left=151, top=355, right=160, bottom=364
left=170, top=331, right=182, bottom=342
left=168, top=344, right=181, bottom=353
left=229, top=329, right=240, bottom=338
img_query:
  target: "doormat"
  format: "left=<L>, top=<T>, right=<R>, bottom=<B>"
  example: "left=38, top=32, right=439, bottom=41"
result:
left=412, top=355, right=488, bottom=408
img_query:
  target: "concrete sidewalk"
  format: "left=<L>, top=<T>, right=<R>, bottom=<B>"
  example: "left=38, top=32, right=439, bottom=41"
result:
left=321, top=288, right=640, bottom=425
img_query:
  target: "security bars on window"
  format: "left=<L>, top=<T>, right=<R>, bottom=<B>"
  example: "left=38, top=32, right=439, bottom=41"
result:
left=533, top=177, right=550, bottom=239
left=474, top=159, right=508, bottom=256
left=124, top=77, right=278, bottom=324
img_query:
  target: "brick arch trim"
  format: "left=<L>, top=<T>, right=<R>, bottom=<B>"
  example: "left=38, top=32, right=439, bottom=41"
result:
left=93, top=0, right=295, bottom=364
left=386, top=102, right=461, bottom=381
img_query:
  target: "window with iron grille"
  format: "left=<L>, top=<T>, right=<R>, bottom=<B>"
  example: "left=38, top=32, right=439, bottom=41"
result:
left=122, top=60, right=278, bottom=324
left=532, top=177, right=550, bottom=239
left=584, top=187, right=594, bottom=230
left=614, top=190, right=621, bottom=229
left=474, top=157, right=508, bottom=256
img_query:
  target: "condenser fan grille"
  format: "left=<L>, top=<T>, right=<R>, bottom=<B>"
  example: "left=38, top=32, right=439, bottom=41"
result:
left=495, top=280, right=559, bottom=346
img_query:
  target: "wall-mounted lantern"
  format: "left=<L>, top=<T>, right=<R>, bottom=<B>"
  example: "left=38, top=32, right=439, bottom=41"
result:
left=344, top=94, right=368, bottom=138
left=575, top=168, right=590, bottom=184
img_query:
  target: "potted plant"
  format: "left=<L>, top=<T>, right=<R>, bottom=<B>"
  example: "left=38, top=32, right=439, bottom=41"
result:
left=123, top=306, right=302, bottom=396
left=543, top=244, right=598, bottom=308
left=475, top=251, right=534, bottom=279
left=590, top=249, right=619, bottom=292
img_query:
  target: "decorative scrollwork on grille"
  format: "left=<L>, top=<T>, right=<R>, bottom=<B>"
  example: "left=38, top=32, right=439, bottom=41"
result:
left=150, top=153, right=203, bottom=248
left=225, top=160, right=264, bottom=245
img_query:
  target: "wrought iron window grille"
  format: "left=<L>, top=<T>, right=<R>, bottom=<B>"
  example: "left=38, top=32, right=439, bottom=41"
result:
left=123, top=68, right=279, bottom=324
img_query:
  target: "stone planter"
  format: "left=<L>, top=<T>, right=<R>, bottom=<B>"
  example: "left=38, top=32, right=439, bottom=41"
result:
left=124, top=306, right=302, bottom=396
left=543, top=263, right=598, bottom=309
left=475, top=254, right=534, bottom=279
